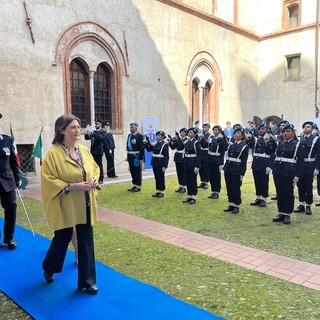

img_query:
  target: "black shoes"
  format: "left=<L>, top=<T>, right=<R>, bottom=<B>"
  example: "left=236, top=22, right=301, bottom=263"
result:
left=128, top=186, right=141, bottom=192
left=232, top=207, right=239, bottom=214
left=198, top=183, right=208, bottom=189
left=3, top=239, right=17, bottom=250
left=188, top=199, right=196, bottom=205
left=305, top=205, right=312, bottom=215
left=152, top=192, right=164, bottom=198
left=294, top=205, right=305, bottom=213
left=208, top=192, right=219, bottom=199
left=272, top=214, right=290, bottom=224
left=182, top=198, right=191, bottom=203
left=108, top=175, right=118, bottom=178
left=259, top=200, right=267, bottom=207
left=78, top=285, right=99, bottom=295
left=175, top=187, right=186, bottom=193
left=315, top=201, right=320, bottom=207
left=44, top=270, right=54, bottom=283
left=224, top=205, right=234, bottom=212
left=250, top=199, right=261, bottom=206
left=283, top=216, right=291, bottom=224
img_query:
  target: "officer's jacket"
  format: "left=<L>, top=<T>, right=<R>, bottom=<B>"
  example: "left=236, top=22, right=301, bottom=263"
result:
left=223, top=141, right=249, bottom=176
left=248, top=135, right=277, bottom=171
left=183, top=138, right=201, bottom=169
left=299, top=134, right=320, bottom=175
left=199, top=131, right=211, bottom=159
left=85, top=129, right=107, bottom=155
left=169, top=136, right=187, bottom=163
left=145, top=140, right=169, bottom=168
left=272, top=138, right=304, bottom=178
left=103, top=131, right=115, bottom=153
left=207, top=134, right=227, bottom=165
left=126, top=132, right=144, bottom=162
left=0, top=134, right=20, bottom=192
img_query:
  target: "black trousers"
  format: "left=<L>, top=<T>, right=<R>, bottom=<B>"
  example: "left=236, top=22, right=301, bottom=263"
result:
left=175, top=161, right=186, bottom=186
left=224, top=172, right=242, bottom=205
left=93, top=154, right=104, bottom=182
left=42, top=207, right=96, bottom=289
left=0, top=185, right=17, bottom=242
left=129, top=161, right=142, bottom=186
left=153, top=166, right=165, bottom=191
left=185, top=167, right=198, bottom=196
left=297, top=174, right=313, bottom=205
left=253, top=169, right=269, bottom=198
left=199, top=158, right=209, bottom=183
left=105, top=151, right=116, bottom=177
left=208, top=163, right=221, bottom=193
left=273, top=175, right=294, bottom=214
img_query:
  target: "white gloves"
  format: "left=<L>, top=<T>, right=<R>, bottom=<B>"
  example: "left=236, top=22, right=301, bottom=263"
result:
left=265, top=167, right=272, bottom=175
left=162, top=167, right=166, bottom=173
left=86, top=125, right=94, bottom=135
left=292, top=176, right=299, bottom=186
left=217, top=133, right=224, bottom=139
left=313, top=169, right=319, bottom=177
left=194, top=167, right=200, bottom=174
left=109, top=150, right=112, bottom=154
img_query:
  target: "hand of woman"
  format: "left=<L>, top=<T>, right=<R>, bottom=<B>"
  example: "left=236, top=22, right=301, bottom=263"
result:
left=70, top=180, right=98, bottom=191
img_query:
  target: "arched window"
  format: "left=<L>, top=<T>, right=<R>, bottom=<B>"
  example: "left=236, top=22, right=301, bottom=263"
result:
left=288, top=5, right=299, bottom=29
left=70, top=59, right=90, bottom=127
left=192, top=79, right=200, bottom=124
left=94, top=64, right=112, bottom=126
left=203, top=81, right=212, bottom=123
left=282, top=1, right=301, bottom=30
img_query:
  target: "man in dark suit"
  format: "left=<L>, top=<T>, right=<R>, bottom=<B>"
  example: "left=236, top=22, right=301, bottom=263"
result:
left=126, top=122, right=144, bottom=192
left=0, top=132, right=20, bottom=249
left=103, top=121, right=117, bottom=178
left=85, top=118, right=106, bottom=184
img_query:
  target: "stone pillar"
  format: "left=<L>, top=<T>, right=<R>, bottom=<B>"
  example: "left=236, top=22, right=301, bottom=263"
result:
left=89, top=70, right=95, bottom=125
left=199, top=86, right=204, bottom=126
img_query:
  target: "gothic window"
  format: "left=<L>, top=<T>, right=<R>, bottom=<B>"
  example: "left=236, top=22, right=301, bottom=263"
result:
left=286, top=54, right=301, bottom=80
left=203, top=81, right=211, bottom=123
left=283, top=1, right=301, bottom=30
left=288, top=5, right=299, bottom=29
left=70, top=59, right=90, bottom=127
left=94, top=64, right=112, bottom=126
left=192, top=80, right=200, bottom=125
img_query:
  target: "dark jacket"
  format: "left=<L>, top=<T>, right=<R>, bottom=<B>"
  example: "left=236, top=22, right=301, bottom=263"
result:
left=299, top=134, right=320, bottom=175
left=0, top=134, right=20, bottom=192
left=183, top=138, right=201, bottom=169
left=144, top=140, right=169, bottom=168
left=126, top=132, right=144, bottom=162
left=169, top=136, right=187, bottom=163
left=223, top=141, right=249, bottom=176
left=85, top=129, right=107, bottom=155
left=103, top=131, right=116, bottom=153
left=207, top=134, right=227, bottom=165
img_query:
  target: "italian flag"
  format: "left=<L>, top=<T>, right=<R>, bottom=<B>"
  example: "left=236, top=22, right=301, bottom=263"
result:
left=33, top=131, right=44, bottom=165
left=10, top=125, right=21, bottom=167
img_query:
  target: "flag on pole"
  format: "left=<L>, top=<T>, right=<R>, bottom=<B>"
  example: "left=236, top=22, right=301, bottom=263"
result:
left=32, top=131, right=44, bottom=165
left=10, top=125, right=21, bottom=167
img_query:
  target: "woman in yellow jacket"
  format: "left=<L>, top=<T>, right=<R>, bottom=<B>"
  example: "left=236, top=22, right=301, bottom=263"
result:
left=41, top=114, right=100, bottom=295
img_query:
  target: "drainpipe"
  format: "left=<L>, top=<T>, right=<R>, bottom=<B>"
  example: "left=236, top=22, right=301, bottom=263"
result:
left=315, top=0, right=320, bottom=118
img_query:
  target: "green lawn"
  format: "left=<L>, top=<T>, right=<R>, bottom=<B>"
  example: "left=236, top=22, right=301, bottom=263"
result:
left=2, top=171, right=320, bottom=319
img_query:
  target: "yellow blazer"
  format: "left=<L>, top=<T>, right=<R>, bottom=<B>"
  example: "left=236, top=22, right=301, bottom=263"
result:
left=41, top=143, right=100, bottom=231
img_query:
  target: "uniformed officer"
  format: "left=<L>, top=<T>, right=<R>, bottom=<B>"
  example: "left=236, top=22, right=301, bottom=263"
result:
left=223, top=127, right=249, bottom=214
left=183, top=127, right=201, bottom=204
left=144, top=130, right=169, bottom=198
left=207, top=125, right=228, bottom=199
left=272, top=123, right=304, bottom=225
left=168, top=128, right=188, bottom=193
left=248, top=123, right=277, bottom=207
left=293, top=121, right=320, bottom=215
left=103, top=121, right=117, bottom=178
left=0, top=130, right=20, bottom=249
left=126, top=122, right=144, bottom=192
left=198, top=123, right=211, bottom=189
left=85, top=118, right=106, bottom=184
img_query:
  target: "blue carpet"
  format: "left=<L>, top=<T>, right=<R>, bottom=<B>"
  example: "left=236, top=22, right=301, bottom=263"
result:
left=0, top=220, right=223, bottom=320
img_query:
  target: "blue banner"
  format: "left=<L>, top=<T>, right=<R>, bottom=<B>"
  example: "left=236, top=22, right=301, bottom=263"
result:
left=143, top=118, right=158, bottom=170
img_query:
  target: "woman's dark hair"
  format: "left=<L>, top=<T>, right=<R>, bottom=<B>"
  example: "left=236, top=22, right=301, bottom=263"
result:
left=52, top=114, right=81, bottom=144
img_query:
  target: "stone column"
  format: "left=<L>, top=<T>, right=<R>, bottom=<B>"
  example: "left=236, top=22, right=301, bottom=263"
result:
left=199, top=86, right=204, bottom=126
left=89, top=70, right=95, bottom=125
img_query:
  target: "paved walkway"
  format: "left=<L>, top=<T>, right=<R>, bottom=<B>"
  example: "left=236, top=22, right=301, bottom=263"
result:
left=21, top=168, right=320, bottom=292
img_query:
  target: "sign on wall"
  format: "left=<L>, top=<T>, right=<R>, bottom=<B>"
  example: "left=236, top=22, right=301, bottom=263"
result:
left=143, top=118, right=158, bottom=170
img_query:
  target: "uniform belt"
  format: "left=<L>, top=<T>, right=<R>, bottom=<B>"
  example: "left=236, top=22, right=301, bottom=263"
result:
left=253, top=153, right=271, bottom=158
left=208, top=151, right=220, bottom=156
left=275, top=157, right=296, bottom=163
left=176, top=150, right=184, bottom=153
left=127, top=151, right=139, bottom=155
left=152, top=154, right=164, bottom=158
left=227, top=157, right=241, bottom=163
left=304, top=158, right=315, bottom=162
left=201, top=148, right=209, bottom=151
left=184, top=154, right=197, bottom=158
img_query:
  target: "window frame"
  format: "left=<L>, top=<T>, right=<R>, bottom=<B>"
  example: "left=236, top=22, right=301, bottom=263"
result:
left=285, top=53, right=301, bottom=81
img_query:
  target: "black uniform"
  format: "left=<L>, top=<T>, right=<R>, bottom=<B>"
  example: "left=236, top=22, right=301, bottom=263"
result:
left=85, top=129, right=106, bottom=183
left=0, top=134, right=20, bottom=248
left=103, top=131, right=117, bottom=178
left=145, top=140, right=169, bottom=195
left=223, top=141, right=249, bottom=209
left=169, top=136, right=187, bottom=191
left=248, top=134, right=277, bottom=204
left=183, top=138, right=201, bottom=201
left=126, top=132, right=144, bottom=188
left=198, top=131, right=211, bottom=188
left=272, top=139, right=304, bottom=217
left=207, top=134, right=227, bottom=197
left=296, top=134, right=320, bottom=209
